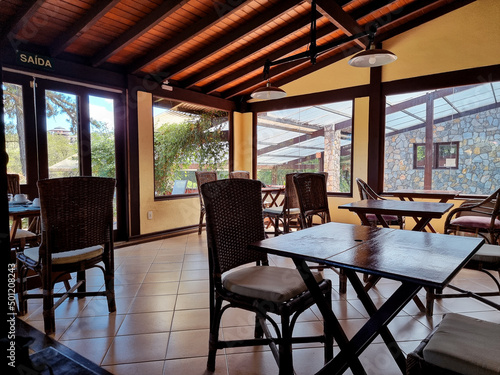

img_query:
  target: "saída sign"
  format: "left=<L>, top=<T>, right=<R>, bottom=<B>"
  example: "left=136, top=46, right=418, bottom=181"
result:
left=16, top=51, right=54, bottom=71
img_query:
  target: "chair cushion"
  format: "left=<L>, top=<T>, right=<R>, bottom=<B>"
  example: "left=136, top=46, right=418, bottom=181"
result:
left=366, top=213, right=399, bottom=222
left=23, top=245, right=104, bottom=265
left=451, top=216, right=500, bottom=229
left=422, top=313, right=500, bottom=375
left=263, top=207, right=300, bottom=216
left=472, top=244, right=500, bottom=264
left=223, top=266, right=324, bottom=303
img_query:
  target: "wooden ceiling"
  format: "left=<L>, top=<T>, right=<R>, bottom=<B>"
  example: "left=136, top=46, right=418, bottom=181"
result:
left=0, top=0, right=475, bottom=102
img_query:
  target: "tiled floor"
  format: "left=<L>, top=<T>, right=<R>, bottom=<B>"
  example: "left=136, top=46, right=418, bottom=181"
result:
left=19, top=231, right=500, bottom=375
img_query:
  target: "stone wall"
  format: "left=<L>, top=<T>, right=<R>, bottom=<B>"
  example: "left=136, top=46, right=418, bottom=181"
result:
left=384, top=107, right=500, bottom=195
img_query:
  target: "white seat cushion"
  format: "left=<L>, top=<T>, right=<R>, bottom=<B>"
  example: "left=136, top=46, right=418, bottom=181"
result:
left=223, top=266, right=324, bottom=303
left=423, top=313, right=500, bottom=375
left=23, top=245, right=104, bottom=265
left=472, top=244, right=500, bottom=263
left=263, top=207, right=300, bottom=216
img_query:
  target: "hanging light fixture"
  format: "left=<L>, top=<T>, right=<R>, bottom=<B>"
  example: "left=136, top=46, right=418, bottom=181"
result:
left=348, top=34, right=397, bottom=67
left=250, top=0, right=397, bottom=100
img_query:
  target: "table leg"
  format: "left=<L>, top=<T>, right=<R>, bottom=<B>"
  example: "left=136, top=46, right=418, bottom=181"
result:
left=293, top=259, right=366, bottom=375
left=318, top=272, right=421, bottom=375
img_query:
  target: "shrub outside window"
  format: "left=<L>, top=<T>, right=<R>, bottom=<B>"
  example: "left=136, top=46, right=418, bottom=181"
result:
left=153, top=97, right=229, bottom=197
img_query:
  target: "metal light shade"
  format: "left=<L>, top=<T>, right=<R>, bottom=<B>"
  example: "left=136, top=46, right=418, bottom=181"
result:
left=251, top=81, right=287, bottom=100
left=348, top=44, right=397, bottom=67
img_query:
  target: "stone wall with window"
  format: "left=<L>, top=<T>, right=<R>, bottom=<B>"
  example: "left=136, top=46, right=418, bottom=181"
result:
left=385, top=107, right=500, bottom=194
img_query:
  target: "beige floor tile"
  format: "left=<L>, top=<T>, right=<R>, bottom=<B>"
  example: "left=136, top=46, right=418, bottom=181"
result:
left=136, top=281, right=179, bottom=296
left=60, top=336, right=114, bottom=365
left=143, top=271, right=181, bottom=283
left=175, top=292, right=209, bottom=310
left=162, top=356, right=227, bottom=375
left=117, top=311, right=173, bottom=335
left=102, top=332, right=170, bottom=365
left=103, top=360, right=165, bottom=375
left=165, top=329, right=210, bottom=359
left=225, top=350, right=279, bottom=375
left=127, top=294, right=177, bottom=313
left=171, top=309, right=210, bottom=331
left=59, top=314, right=125, bottom=340
left=178, top=280, right=209, bottom=294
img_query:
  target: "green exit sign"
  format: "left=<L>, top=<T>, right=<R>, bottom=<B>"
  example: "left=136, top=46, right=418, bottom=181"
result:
left=16, top=51, right=54, bottom=71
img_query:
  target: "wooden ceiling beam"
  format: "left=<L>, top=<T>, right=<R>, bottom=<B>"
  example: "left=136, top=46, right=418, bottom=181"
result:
left=181, top=11, right=316, bottom=89
left=127, top=0, right=250, bottom=74
left=311, top=0, right=366, bottom=49
left=91, top=0, right=190, bottom=67
left=0, top=0, right=42, bottom=47
left=163, top=0, right=301, bottom=81
left=50, top=0, right=121, bottom=57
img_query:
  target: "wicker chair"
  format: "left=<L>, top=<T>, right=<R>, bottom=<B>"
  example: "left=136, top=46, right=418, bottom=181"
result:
left=425, top=243, right=500, bottom=316
left=201, top=178, right=333, bottom=374
left=292, top=172, right=347, bottom=294
left=229, top=170, right=250, bottom=179
left=407, top=313, right=500, bottom=375
left=195, top=171, right=217, bottom=235
left=16, top=177, right=116, bottom=334
left=263, top=173, right=301, bottom=236
left=356, top=178, right=405, bottom=229
left=444, top=187, right=500, bottom=244
left=8, top=173, right=39, bottom=252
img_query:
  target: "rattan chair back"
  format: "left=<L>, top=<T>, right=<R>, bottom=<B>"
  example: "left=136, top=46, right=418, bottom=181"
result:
left=195, top=171, right=217, bottom=234
left=201, top=178, right=267, bottom=274
left=37, top=177, right=115, bottom=254
left=7, top=173, right=20, bottom=195
left=229, top=170, right=250, bottom=179
left=293, top=172, right=331, bottom=228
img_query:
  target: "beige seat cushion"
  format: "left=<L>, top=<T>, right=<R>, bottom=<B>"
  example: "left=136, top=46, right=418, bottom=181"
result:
left=423, top=313, right=500, bottom=375
left=472, top=244, right=500, bottom=264
left=263, top=207, right=300, bottom=215
left=23, top=245, right=104, bottom=265
left=223, top=266, right=324, bottom=303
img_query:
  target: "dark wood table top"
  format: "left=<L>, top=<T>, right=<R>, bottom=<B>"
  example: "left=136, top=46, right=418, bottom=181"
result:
left=249, top=222, right=483, bottom=289
left=388, top=189, right=461, bottom=201
left=338, top=199, right=453, bottom=218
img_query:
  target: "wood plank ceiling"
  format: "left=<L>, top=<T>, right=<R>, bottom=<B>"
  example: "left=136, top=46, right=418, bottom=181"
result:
left=0, top=0, right=475, bottom=102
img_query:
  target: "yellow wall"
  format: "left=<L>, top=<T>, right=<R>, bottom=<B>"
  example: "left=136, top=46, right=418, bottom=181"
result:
left=137, top=91, right=199, bottom=235
left=232, top=112, right=253, bottom=174
left=136, top=0, right=498, bottom=235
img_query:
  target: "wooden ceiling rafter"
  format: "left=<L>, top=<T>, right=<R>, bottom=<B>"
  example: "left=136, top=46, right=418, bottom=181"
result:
left=160, top=0, right=302, bottom=86
left=50, top=0, right=121, bottom=57
left=128, top=0, right=251, bottom=74
left=0, top=0, right=42, bottom=45
left=91, top=0, right=191, bottom=67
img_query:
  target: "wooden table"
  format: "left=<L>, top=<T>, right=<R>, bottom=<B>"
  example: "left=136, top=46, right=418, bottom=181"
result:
left=388, top=189, right=461, bottom=203
left=249, top=222, right=484, bottom=375
left=9, top=203, right=40, bottom=242
left=338, top=199, right=453, bottom=232
left=387, top=190, right=460, bottom=232
left=262, top=185, right=285, bottom=207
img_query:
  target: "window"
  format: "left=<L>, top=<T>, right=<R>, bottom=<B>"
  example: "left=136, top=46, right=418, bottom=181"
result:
left=385, top=81, right=500, bottom=194
left=153, top=97, right=229, bottom=197
left=256, top=100, right=353, bottom=193
left=3, top=82, right=27, bottom=183
left=413, top=142, right=459, bottom=169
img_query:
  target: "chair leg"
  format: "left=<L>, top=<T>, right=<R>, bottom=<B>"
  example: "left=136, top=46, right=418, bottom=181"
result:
left=339, top=269, right=347, bottom=294
left=198, top=211, right=205, bottom=235
left=279, top=312, right=293, bottom=375
left=42, top=270, right=55, bottom=334
left=324, top=282, right=334, bottom=362
left=16, top=263, right=28, bottom=316
left=254, top=313, right=264, bottom=338
left=77, top=270, right=86, bottom=294
left=104, top=266, right=116, bottom=313
left=207, top=296, right=223, bottom=371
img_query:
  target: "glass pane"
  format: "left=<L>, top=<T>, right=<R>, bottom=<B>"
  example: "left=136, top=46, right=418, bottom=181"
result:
left=256, top=100, right=353, bottom=193
left=153, top=97, right=229, bottom=196
left=90, top=95, right=115, bottom=178
left=46, top=90, right=79, bottom=178
left=3, top=82, right=27, bottom=183
left=385, top=81, right=500, bottom=194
